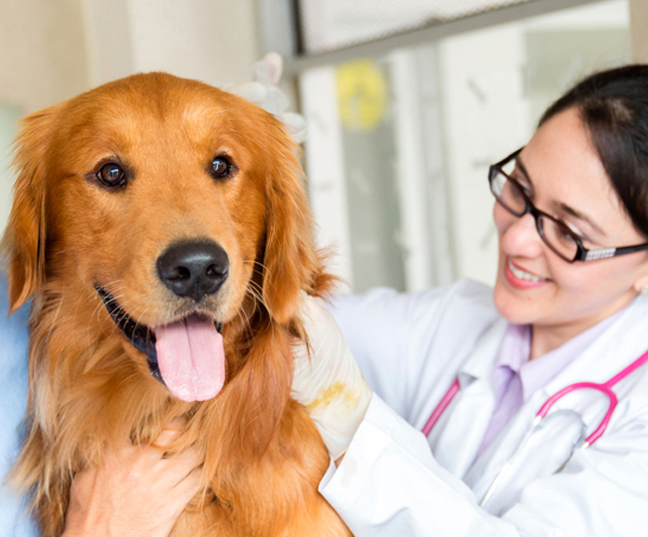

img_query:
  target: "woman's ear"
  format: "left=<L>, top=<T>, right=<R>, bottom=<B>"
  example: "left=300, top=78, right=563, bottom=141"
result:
left=2, top=104, right=61, bottom=314
left=260, top=121, right=321, bottom=325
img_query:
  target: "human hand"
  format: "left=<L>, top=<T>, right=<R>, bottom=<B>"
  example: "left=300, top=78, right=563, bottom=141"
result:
left=226, top=52, right=307, bottom=144
left=62, top=424, right=202, bottom=537
left=292, top=295, right=373, bottom=461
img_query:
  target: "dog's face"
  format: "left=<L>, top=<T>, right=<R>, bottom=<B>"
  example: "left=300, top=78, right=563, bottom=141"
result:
left=5, top=73, right=318, bottom=403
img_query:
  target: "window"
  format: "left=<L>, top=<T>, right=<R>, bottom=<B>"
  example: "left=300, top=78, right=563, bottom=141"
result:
left=295, top=0, right=536, bottom=55
left=265, top=0, right=631, bottom=292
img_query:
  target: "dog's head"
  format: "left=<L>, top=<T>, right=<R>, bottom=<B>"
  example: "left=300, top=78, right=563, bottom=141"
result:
left=3, top=72, right=325, bottom=403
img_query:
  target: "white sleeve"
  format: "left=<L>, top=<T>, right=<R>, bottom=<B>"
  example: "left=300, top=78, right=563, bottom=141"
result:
left=319, top=395, right=519, bottom=537
left=320, top=393, right=648, bottom=537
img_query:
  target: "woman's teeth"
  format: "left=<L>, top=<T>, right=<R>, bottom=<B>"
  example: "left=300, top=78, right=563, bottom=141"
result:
left=508, top=261, right=545, bottom=282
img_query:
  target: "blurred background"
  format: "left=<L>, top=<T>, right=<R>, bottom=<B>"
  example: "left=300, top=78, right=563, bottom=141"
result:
left=0, top=0, right=645, bottom=292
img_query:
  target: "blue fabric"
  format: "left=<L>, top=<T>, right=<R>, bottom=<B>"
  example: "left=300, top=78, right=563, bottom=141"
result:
left=0, top=275, right=38, bottom=536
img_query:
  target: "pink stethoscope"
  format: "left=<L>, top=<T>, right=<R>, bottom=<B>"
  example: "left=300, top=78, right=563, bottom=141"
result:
left=421, top=348, right=648, bottom=448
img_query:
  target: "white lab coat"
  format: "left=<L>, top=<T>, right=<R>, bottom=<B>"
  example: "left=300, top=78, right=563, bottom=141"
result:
left=319, top=280, right=648, bottom=536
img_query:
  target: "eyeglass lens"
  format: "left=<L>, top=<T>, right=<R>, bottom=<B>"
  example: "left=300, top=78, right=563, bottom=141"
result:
left=490, top=166, right=579, bottom=261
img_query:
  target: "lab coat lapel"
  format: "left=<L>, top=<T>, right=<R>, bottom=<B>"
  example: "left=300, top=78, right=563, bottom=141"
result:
left=463, top=398, right=538, bottom=499
left=428, top=319, right=507, bottom=478
left=465, top=296, right=648, bottom=504
left=543, top=296, right=648, bottom=398
left=537, top=298, right=648, bottom=433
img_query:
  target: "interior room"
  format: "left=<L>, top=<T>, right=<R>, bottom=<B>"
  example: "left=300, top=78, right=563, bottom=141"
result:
left=2, top=0, right=646, bottom=292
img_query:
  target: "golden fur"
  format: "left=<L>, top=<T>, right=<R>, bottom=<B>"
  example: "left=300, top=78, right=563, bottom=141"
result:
left=3, top=73, right=350, bottom=537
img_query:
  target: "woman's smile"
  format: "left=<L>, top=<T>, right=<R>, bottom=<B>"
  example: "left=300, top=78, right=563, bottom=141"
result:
left=504, top=258, right=550, bottom=288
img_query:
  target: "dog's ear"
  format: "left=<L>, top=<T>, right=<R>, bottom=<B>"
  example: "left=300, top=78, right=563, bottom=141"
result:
left=2, top=104, right=60, bottom=314
left=261, top=123, right=320, bottom=325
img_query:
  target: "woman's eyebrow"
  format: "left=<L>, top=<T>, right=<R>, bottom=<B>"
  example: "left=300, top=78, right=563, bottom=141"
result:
left=516, top=155, right=606, bottom=237
left=556, top=202, right=606, bottom=236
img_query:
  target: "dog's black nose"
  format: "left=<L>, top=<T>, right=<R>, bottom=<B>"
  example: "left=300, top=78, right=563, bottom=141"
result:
left=157, top=240, right=229, bottom=302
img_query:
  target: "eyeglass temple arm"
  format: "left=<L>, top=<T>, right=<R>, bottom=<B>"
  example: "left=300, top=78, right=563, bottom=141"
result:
left=580, top=242, right=648, bottom=262
left=613, top=242, right=648, bottom=256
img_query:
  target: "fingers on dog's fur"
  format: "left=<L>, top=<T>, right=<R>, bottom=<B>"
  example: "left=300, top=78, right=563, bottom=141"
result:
left=2, top=104, right=62, bottom=313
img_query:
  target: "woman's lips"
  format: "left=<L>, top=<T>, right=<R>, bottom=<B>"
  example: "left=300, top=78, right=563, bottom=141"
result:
left=504, top=259, right=550, bottom=290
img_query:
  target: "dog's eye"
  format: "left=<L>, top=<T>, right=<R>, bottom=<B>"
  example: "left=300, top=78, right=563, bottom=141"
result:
left=97, top=162, right=126, bottom=188
left=211, top=156, right=232, bottom=179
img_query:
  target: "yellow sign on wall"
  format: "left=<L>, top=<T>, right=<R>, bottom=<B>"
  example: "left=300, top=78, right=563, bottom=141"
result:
left=336, top=59, right=387, bottom=131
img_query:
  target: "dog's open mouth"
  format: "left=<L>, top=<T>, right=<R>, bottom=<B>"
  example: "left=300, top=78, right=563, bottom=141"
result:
left=96, top=285, right=226, bottom=402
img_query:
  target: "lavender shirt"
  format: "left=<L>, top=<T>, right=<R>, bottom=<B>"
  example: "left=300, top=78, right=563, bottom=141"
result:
left=478, top=310, right=623, bottom=455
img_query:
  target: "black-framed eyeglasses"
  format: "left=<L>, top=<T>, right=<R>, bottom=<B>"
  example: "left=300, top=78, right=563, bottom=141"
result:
left=489, top=148, right=648, bottom=263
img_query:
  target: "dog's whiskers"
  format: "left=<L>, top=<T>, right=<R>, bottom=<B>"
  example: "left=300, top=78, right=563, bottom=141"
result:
left=242, top=260, right=284, bottom=310
left=246, top=280, right=264, bottom=305
left=242, top=259, right=268, bottom=273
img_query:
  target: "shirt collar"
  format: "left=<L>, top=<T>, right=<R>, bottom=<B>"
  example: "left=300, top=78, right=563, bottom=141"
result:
left=495, top=307, right=626, bottom=402
left=494, top=323, right=530, bottom=374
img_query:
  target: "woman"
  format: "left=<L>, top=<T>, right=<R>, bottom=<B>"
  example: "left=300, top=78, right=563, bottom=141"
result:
left=292, top=64, right=648, bottom=535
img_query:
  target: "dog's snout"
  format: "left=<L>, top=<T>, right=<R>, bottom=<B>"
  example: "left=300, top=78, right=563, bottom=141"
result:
left=157, top=240, right=229, bottom=302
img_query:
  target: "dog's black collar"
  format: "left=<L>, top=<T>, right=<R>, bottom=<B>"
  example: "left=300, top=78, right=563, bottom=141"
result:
left=95, top=285, right=224, bottom=383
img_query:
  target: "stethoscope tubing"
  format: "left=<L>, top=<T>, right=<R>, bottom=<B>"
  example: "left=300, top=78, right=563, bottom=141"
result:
left=421, top=378, right=460, bottom=436
left=535, top=347, right=648, bottom=446
left=423, top=348, right=648, bottom=446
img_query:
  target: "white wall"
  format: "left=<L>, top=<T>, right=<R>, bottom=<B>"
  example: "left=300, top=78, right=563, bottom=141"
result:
left=0, top=0, right=91, bottom=113
left=629, top=0, right=648, bottom=61
left=0, top=0, right=92, bottom=233
left=0, top=0, right=261, bottom=233
left=83, top=0, right=261, bottom=88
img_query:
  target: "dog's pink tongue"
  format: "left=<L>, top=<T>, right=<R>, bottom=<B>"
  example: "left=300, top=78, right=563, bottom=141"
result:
left=154, top=315, right=225, bottom=402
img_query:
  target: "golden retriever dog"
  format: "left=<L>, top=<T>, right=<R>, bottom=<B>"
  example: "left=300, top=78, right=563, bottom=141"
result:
left=4, top=72, right=351, bottom=537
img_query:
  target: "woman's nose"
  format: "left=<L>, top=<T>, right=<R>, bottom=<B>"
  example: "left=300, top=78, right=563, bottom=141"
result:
left=495, top=204, right=545, bottom=258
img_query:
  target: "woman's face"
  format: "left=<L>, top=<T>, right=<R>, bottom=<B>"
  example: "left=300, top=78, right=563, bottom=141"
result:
left=493, top=107, right=648, bottom=337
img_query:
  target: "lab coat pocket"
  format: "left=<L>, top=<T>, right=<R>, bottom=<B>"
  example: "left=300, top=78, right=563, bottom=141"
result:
left=480, top=409, right=585, bottom=515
